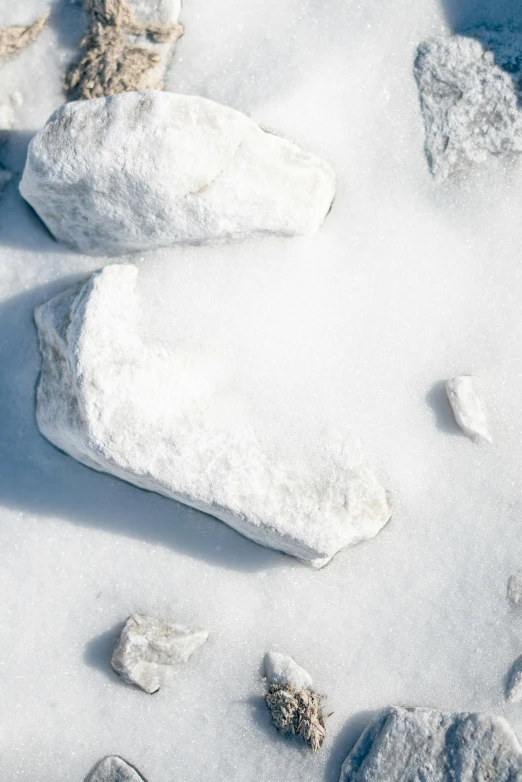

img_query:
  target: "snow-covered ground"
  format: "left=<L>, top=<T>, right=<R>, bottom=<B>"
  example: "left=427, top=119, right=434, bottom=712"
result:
left=3, top=0, right=522, bottom=780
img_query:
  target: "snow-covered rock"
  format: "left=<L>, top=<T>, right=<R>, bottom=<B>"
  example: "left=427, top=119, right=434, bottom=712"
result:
left=20, top=90, right=336, bottom=254
left=507, top=656, right=522, bottom=703
left=415, top=34, right=522, bottom=181
left=86, top=756, right=147, bottom=781
left=444, top=375, right=491, bottom=442
left=111, top=614, right=208, bottom=693
left=508, top=571, right=522, bottom=605
left=340, top=706, right=522, bottom=781
left=33, top=264, right=391, bottom=566
left=264, top=652, right=313, bottom=690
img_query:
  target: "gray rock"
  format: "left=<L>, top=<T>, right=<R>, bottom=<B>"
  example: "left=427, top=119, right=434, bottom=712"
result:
left=415, top=33, right=522, bottom=180
left=86, top=756, right=147, bottom=782
left=20, top=90, right=336, bottom=254
left=111, top=614, right=208, bottom=693
left=340, top=706, right=522, bottom=781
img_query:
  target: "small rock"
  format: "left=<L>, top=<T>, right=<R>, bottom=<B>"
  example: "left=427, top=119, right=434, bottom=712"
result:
left=20, top=90, right=336, bottom=254
left=509, top=571, right=522, bottom=605
left=444, top=375, right=491, bottom=442
left=111, top=614, right=208, bottom=693
left=507, top=656, right=522, bottom=703
left=33, top=264, right=392, bottom=566
left=86, top=756, right=147, bottom=781
left=265, top=684, right=326, bottom=752
left=415, top=34, right=522, bottom=180
left=340, top=706, right=522, bottom=780
left=264, top=652, right=313, bottom=690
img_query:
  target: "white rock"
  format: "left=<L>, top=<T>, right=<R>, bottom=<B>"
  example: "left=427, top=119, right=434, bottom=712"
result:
left=111, top=614, right=208, bottom=693
left=86, top=756, right=147, bottom=781
left=507, top=657, right=522, bottom=703
left=508, top=571, right=522, bottom=605
left=264, top=652, right=313, bottom=690
left=20, top=90, right=336, bottom=254
left=34, top=264, right=391, bottom=566
left=415, top=34, right=522, bottom=181
left=340, top=706, right=522, bottom=781
left=444, top=375, right=491, bottom=442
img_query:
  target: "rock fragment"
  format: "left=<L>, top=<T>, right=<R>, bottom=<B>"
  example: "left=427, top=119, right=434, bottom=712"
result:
left=86, top=756, right=147, bottom=781
left=20, top=90, right=336, bottom=254
left=415, top=33, right=522, bottom=180
left=111, top=614, right=208, bottom=693
left=340, top=706, right=522, bottom=780
left=33, top=264, right=391, bottom=566
left=509, top=571, right=522, bottom=606
left=444, top=375, right=491, bottom=442
left=506, top=656, right=522, bottom=703
left=264, top=652, right=313, bottom=690
left=265, top=684, right=326, bottom=752
left=64, top=0, right=183, bottom=100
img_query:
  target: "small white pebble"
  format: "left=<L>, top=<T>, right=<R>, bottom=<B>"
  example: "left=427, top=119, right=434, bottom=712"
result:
left=444, top=375, right=492, bottom=442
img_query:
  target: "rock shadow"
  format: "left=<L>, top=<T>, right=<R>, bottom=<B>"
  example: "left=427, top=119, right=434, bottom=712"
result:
left=324, top=710, right=377, bottom=782
left=83, top=623, right=125, bottom=683
left=426, top=381, right=462, bottom=435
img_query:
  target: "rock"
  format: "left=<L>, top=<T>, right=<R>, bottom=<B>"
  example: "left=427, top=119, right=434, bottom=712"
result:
left=33, top=265, right=391, bottom=566
left=506, top=656, right=522, bottom=703
left=20, top=90, right=336, bottom=254
left=415, top=34, right=522, bottom=180
left=340, top=706, right=522, bottom=781
left=444, top=375, right=491, bottom=442
left=508, top=571, right=522, bottom=605
left=264, top=652, right=313, bottom=690
left=86, top=756, right=147, bottom=781
left=111, top=614, right=208, bottom=693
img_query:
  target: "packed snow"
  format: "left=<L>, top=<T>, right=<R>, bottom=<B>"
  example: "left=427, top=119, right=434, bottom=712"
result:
left=264, top=652, right=313, bottom=690
left=4, top=0, right=522, bottom=781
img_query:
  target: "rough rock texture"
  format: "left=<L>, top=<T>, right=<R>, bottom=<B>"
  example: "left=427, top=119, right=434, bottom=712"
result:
left=444, top=375, right=491, bottom=442
left=111, top=614, right=208, bottom=693
left=33, top=264, right=391, bottom=566
left=265, top=684, right=326, bottom=752
left=508, top=571, right=522, bottom=605
left=264, top=652, right=313, bottom=690
left=340, top=706, right=522, bottom=781
left=86, top=756, right=147, bottom=781
left=65, top=0, right=183, bottom=100
left=415, top=34, right=522, bottom=180
left=20, top=90, right=336, bottom=254
left=506, top=656, right=522, bottom=703
left=0, top=14, right=48, bottom=59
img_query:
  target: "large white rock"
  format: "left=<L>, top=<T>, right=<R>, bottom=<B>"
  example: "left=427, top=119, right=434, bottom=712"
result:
left=34, top=264, right=391, bottom=566
left=86, top=756, right=147, bottom=781
left=20, top=90, right=336, bottom=254
left=444, top=375, right=491, bottom=442
left=264, top=651, right=313, bottom=690
left=340, top=706, right=522, bottom=781
left=415, top=34, right=522, bottom=180
left=111, top=614, right=209, bottom=693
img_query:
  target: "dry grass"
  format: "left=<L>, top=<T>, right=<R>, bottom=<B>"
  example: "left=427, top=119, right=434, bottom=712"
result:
left=0, top=14, right=48, bottom=59
left=265, top=684, right=327, bottom=752
left=64, top=0, right=183, bottom=100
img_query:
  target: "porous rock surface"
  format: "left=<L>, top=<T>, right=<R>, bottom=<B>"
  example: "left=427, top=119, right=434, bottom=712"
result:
left=111, top=614, right=208, bottom=693
left=86, top=756, right=147, bottom=782
left=264, top=651, right=313, bottom=690
left=444, top=375, right=491, bottom=442
left=415, top=33, right=522, bottom=180
left=33, top=264, right=391, bottom=566
left=340, top=706, right=522, bottom=781
left=20, top=90, right=336, bottom=254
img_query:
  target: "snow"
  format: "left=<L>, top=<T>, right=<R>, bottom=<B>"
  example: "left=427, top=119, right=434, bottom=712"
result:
left=339, top=706, right=522, bottom=780
left=20, top=90, right=336, bottom=253
left=4, top=0, right=522, bottom=780
left=264, top=652, right=313, bottom=690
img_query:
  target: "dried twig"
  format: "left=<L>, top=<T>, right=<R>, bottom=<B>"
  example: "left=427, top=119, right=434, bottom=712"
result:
left=0, top=14, right=48, bottom=59
left=265, top=684, right=327, bottom=752
left=64, top=0, right=183, bottom=100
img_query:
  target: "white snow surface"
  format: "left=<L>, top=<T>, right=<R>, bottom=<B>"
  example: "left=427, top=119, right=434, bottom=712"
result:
left=339, top=706, right=522, bottom=780
left=264, top=652, right=313, bottom=690
left=444, top=375, right=492, bottom=442
left=34, top=263, right=391, bottom=565
left=20, top=90, right=336, bottom=254
left=5, top=0, right=522, bottom=781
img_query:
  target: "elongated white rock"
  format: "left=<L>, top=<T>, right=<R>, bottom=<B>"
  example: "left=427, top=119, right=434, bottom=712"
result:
left=508, top=571, right=522, bottom=606
left=415, top=34, right=522, bottom=180
left=34, top=264, right=391, bottom=566
left=87, top=756, right=147, bottom=782
left=340, top=706, right=522, bottom=781
left=264, top=652, right=313, bottom=690
left=20, top=90, right=336, bottom=254
left=111, top=614, right=208, bottom=693
left=444, top=375, right=491, bottom=442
